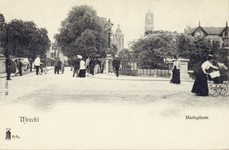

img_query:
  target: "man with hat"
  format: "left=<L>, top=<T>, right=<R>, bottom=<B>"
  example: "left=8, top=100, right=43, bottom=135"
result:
left=5, top=55, right=13, bottom=80
left=112, top=55, right=121, bottom=77
left=34, top=55, right=41, bottom=75
left=54, top=57, right=61, bottom=74
left=72, top=56, right=80, bottom=77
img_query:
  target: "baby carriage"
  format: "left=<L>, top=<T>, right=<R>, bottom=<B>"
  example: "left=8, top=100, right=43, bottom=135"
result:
left=208, top=63, right=228, bottom=97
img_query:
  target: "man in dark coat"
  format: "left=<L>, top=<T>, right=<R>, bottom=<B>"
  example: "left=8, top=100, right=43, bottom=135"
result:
left=5, top=55, right=13, bottom=80
left=89, top=58, right=95, bottom=75
left=112, top=55, right=121, bottom=77
left=15, top=59, right=23, bottom=76
left=54, top=58, right=60, bottom=74
left=73, top=56, right=80, bottom=77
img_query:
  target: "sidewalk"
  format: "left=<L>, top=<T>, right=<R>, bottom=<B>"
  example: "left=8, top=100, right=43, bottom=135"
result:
left=0, top=66, right=54, bottom=78
left=88, top=72, right=195, bottom=82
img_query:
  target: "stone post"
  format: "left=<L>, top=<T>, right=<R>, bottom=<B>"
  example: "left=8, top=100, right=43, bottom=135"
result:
left=105, top=48, right=113, bottom=74
left=179, top=58, right=190, bottom=79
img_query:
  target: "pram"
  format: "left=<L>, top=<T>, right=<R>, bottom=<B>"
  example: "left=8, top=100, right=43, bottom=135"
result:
left=208, top=64, right=228, bottom=97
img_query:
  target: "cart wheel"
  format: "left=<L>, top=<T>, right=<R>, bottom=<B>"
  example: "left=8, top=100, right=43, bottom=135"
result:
left=209, top=83, right=219, bottom=97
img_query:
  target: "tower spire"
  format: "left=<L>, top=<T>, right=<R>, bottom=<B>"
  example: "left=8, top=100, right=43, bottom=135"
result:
left=226, top=20, right=228, bottom=26
left=199, top=20, right=201, bottom=26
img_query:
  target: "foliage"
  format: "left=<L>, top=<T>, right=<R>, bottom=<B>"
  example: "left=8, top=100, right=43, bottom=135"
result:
left=118, top=48, right=131, bottom=60
left=54, top=5, right=109, bottom=59
left=131, top=31, right=177, bottom=69
left=3, top=19, right=51, bottom=59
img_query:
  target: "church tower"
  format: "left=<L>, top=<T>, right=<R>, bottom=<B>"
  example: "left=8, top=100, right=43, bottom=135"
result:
left=145, top=9, right=154, bottom=36
left=113, top=24, right=124, bottom=54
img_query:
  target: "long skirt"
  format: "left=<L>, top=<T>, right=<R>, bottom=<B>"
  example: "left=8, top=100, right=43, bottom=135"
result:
left=170, top=68, right=180, bottom=84
left=78, top=69, right=86, bottom=78
left=191, top=69, right=208, bottom=96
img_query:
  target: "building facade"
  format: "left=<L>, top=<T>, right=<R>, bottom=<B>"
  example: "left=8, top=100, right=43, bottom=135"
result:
left=184, top=22, right=229, bottom=48
left=113, top=24, right=124, bottom=54
left=46, top=42, right=68, bottom=66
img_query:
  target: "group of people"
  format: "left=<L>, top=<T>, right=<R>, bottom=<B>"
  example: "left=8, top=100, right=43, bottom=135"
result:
left=69, top=54, right=121, bottom=78
left=54, top=57, right=64, bottom=74
left=169, top=54, right=228, bottom=96
left=5, top=55, right=30, bottom=80
left=70, top=55, right=106, bottom=78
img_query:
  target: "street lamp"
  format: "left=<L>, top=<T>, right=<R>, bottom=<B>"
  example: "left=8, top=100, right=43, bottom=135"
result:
left=104, top=19, right=113, bottom=74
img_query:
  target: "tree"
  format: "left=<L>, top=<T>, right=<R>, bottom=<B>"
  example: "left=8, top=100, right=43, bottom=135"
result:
left=131, top=31, right=177, bottom=69
left=3, top=19, right=51, bottom=60
left=54, top=5, right=108, bottom=59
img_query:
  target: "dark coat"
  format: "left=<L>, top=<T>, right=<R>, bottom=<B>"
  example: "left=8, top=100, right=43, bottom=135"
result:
left=17, top=61, right=23, bottom=69
left=73, top=58, right=80, bottom=69
left=112, top=58, right=120, bottom=68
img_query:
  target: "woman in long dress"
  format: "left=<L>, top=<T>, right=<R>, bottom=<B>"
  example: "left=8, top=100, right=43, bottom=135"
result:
left=170, top=56, right=180, bottom=84
left=191, top=55, right=218, bottom=96
left=78, top=58, right=86, bottom=78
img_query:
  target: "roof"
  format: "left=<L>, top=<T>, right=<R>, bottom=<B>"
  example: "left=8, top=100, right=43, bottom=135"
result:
left=202, top=27, right=224, bottom=35
left=187, top=26, right=224, bottom=35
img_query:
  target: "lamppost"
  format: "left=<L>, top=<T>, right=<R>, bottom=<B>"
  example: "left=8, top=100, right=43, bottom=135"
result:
left=105, top=19, right=113, bottom=74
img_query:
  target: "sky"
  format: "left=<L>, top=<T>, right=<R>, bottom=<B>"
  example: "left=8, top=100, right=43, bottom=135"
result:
left=1, top=0, right=228, bottom=48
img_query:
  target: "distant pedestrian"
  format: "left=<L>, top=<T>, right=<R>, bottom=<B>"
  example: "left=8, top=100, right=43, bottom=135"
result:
left=94, top=58, right=101, bottom=74
left=86, top=56, right=90, bottom=73
left=72, top=56, right=80, bottom=77
left=100, top=58, right=105, bottom=73
left=34, top=55, right=41, bottom=75
left=191, top=54, right=219, bottom=96
left=78, top=56, right=86, bottom=78
left=112, top=55, right=120, bottom=77
left=170, top=55, right=180, bottom=84
left=54, top=58, right=60, bottom=74
left=15, top=59, right=23, bottom=76
left=5, top=55, right=13, bottom=80
left=89, top=58, right=95, bottom=75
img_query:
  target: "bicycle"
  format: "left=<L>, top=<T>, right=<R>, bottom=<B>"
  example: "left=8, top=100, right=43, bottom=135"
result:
left=39, top=64, right=48, bottom=75
left=208, top=80, right=228, bottom=97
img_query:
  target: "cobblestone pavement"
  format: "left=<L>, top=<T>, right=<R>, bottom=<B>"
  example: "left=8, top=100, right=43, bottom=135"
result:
left=0, top=67, right=229, bottom=149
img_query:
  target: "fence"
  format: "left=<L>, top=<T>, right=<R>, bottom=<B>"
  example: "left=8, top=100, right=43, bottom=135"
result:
left=119, top=59, right=171, bottom=77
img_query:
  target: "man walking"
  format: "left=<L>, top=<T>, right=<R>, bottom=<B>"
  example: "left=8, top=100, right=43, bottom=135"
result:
left=15, top=59, right=23, bottom=76
left=112, top=55, right=121, bottom=77
left=89, top=58, right=95, bottom=75
left=34, top=55, right=41, bottom=75
left=73, top=56, right=80, bottom=77
left=5, top=55, right=13, bottom=80
left=54, top=58, right=60, bottom=74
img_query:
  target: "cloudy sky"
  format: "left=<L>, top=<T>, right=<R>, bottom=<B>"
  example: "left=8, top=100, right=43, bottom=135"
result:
left=1, top=0, right=228, bottom=47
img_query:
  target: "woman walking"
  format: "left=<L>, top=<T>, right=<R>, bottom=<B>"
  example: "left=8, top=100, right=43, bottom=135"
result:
left=191, top=54, right=219, bottom=96
left=170, top=55, right=181, bottom=84
left=78, top=56, right=86, bottom=78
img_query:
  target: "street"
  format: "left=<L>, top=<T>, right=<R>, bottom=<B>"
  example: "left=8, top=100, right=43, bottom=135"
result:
left=0, top=67, right=229, bottom=149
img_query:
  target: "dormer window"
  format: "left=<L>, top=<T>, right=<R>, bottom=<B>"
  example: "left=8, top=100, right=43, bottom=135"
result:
left=196, top=31, right=201, bottom=36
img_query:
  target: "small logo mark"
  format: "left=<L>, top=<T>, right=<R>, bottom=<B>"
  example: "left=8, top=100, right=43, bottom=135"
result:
left=5, top=128, right=11, bottom=140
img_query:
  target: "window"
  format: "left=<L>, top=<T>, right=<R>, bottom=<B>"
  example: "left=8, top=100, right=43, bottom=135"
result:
left=225, top=32, right=228, bottom=36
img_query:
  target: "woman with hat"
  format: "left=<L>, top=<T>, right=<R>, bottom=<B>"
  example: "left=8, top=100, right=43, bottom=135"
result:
left=170, top=55, right=181, bottom=84
left=78, top=55, right=86, bottom=78
left=191, top=54, right=219, bottom=96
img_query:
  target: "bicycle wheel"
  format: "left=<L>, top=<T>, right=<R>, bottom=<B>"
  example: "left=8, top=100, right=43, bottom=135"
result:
left=209, top=82, right=219, bottom=97
left=220, top=83, right=228, bottom=96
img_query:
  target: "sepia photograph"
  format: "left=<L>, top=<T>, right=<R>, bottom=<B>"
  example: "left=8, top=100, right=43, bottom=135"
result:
left=0, top=0, right=229, bottom=149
